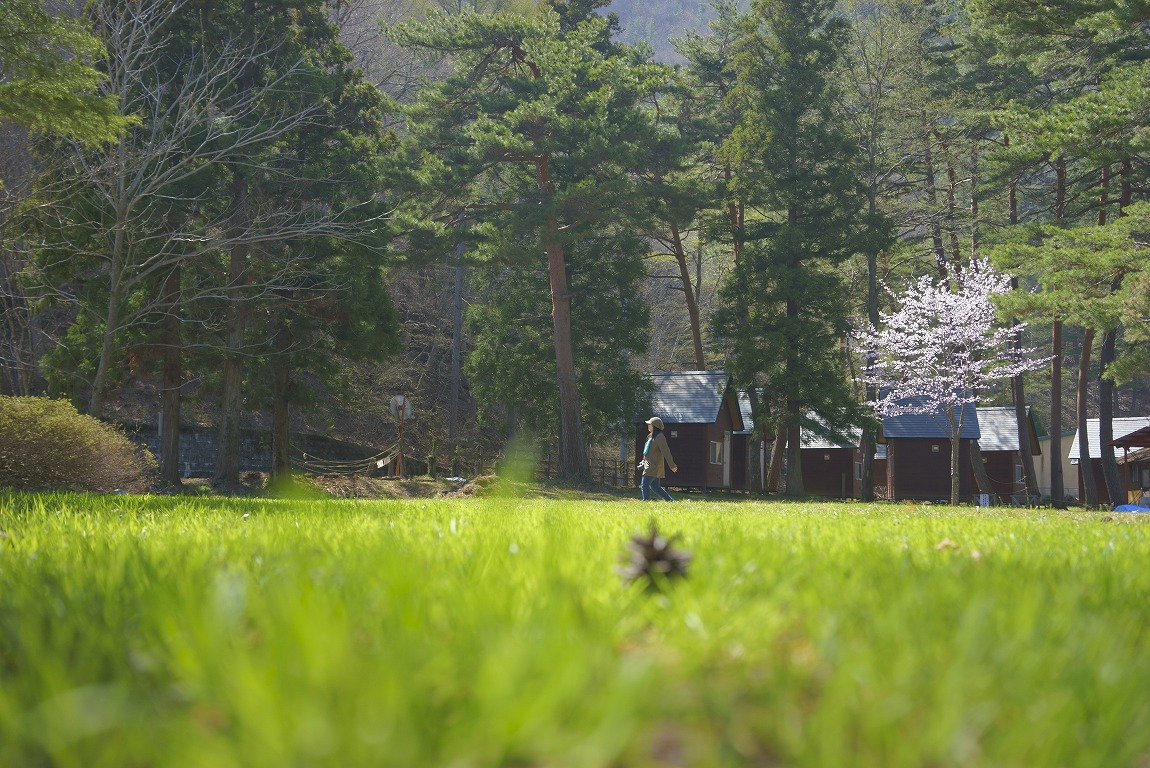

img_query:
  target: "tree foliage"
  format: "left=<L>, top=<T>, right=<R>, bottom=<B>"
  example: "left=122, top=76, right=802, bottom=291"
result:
left=395, top=6, right=667, bottom=481
left=0, top=0, right=134, bottom=144
left=857, top=260, right=1048, bottom=504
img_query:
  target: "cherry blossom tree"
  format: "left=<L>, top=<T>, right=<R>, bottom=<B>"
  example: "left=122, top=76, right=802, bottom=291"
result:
left=856, top=259, right=1048, bottom=504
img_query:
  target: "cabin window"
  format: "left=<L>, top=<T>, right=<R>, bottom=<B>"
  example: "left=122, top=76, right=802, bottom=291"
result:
left=823, top=453, right=831, bottom=461
left=709, top=441, right=723, bottom=464
left=855, top=462, right=863, bottom=481
left=931, top=444, right=940, bottom=453
left=1014, top=464, right=1024, bottom=483
left=670, top=430, right=678, bottom=438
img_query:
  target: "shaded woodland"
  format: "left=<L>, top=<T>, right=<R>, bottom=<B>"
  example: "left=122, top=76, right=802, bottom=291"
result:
left=2, top=0, right=1148, bottom=495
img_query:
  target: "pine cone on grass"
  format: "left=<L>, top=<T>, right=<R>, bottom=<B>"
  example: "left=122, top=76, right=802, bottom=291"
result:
left=618, top=522, right=691, bottom=591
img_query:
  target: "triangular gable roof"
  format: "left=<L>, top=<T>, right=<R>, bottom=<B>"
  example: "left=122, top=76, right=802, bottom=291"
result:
left=643, top=371, right=742, bottom=428
left=1068, top=417, right=1150, bottom=459
left=976, top=406, right=1041, bottom=454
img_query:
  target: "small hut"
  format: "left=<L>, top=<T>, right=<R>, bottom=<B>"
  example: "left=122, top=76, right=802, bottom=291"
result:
left=880, top=403, right=980, bottom=502
left=800, top=421, right=861, bottom=499
left=635, top=371, right=745, bottom=490
left=1068, top=417, right=1150, bottom=505
left=974, top=406, right=1044, bottom=504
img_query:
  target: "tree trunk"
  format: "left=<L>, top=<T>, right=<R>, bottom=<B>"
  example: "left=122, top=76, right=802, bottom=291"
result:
left=539, top=156, right=589, bottom=483
left=969, top=147, right=980, bottom=261
left=1049, top=156, right=1068, bottom=503
left=1003, top=138, right=1038, bottom=499
left=1011, top=377, right=1039, bottom=499
left=745, top=386, right=764, bottom=492
left=765, top=422, right=786, bottom=493
left=449, top=260, right=464, bottom=440
left=89, top=265, right=124, bottom=418
left=724, top=165, right=743, bottom=268
left=1099, top=163, right=1111, bottom=225
left=785, top=411, right=804, bottom=496
left=1077, top=327, right=1098, bottom=506
left=213, top=169, right=250, bottom=487
left=670, top=220, right=706, bottom=369
left=1119, top=158, right=1133, bottom=212
left=1050, top=320, right=1064, bottom=502
left=933, top=129, right=961, bottom=275
left=0, top=254, right=36, bottom=396
left=270, top=317, right=292, bottom=484
left=859, top=424, right=875, bottom=502
left=158, top=264, right=182, bottom=487
left=923, top=129, right=948, bottom=280
left=1098, top=327, right=1124, bottom=505
left=860, top=170, right=881, bottom=502
left=969, top=439, right=994, bottom=500
left=949, top=413, right=962, bottom=506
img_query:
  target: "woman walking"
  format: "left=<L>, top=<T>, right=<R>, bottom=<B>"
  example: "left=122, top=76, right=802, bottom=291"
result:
left=640, top=416, right=677, bottom=501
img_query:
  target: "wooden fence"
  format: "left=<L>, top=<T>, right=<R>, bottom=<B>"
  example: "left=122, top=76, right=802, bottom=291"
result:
left=535, top=454, right=632, bottom=487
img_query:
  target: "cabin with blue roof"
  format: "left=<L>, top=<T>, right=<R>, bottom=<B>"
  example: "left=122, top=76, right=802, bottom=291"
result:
left=879, top=402, right=980, bottom=502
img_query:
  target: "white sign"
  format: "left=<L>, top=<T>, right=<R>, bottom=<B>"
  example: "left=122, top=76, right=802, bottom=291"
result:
left=390, top=395, right=413, bottom=420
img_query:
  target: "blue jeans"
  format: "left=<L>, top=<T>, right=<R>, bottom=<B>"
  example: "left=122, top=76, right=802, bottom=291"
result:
left=641, top=475, right=674, bottom=501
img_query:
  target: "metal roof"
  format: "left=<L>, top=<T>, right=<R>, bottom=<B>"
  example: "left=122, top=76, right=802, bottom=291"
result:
left=736, top=391, right=754, bottom=435
left=800, top=415, right=861, bottom=450
left=642, top=371, right=734, bottom=426
left=880, top=399, right=981, bottom=440
left=1068, top=417, right=1150, bottom=459
left=975, top=406, right=1028, bottom=452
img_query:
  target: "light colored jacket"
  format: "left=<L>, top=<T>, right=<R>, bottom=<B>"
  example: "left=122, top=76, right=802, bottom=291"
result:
left=642, top=432, right=676, bottom=478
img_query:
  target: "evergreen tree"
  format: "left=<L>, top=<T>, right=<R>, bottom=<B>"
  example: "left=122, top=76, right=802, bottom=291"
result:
left=0, top=0, right=134, bottom=144
left=711, top=0, right=875, bottom=494
left=973, top=0, right=1150, bottom=504
left=20, top=0, right=399, bottom=486
left=395, top=7, right=668, bottom=482
left=465, top=227, right=650, bottom=445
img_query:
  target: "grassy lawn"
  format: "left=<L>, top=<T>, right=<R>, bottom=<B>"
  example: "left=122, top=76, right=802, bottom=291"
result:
left=1, top=490, right=1149, bottom=767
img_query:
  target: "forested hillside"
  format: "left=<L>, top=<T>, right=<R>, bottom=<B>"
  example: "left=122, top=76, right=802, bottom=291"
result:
left=1, top=0, right=1147, bottom=498
left=609, top=0, right=734, bottom=61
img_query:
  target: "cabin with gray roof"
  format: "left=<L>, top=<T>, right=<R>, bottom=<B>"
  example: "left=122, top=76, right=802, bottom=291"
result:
left=1069, top=417, right=1150, bottom=505
left=635, top=371, right=745, bottom=490
left=799, top=420, right=862, bottom=499
left=975, top=406, right=1044, bottom=503
left=737, top=397, right=880, bottom=498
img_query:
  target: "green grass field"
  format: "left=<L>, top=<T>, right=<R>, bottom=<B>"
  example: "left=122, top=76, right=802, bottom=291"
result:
left=2, top=490, right=1149, bottom=767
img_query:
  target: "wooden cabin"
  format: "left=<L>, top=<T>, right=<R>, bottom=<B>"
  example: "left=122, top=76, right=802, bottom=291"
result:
left=1069, top=418, right=1150, bottom=505
left=635, top=371, right=745, bottom=490
left=880, top=403, right=980, bottom=502
left=1113, top=425, right=1150, bottom=504
left=730, top=397, right=877, bottom=499
left=974, top=406, right=1044, bottom=504
left=800, top=422, right=861, bottom=499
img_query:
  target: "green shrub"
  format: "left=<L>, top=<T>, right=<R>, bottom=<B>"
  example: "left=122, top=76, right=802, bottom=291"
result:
left=0, top=396, right=155, bottom=492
